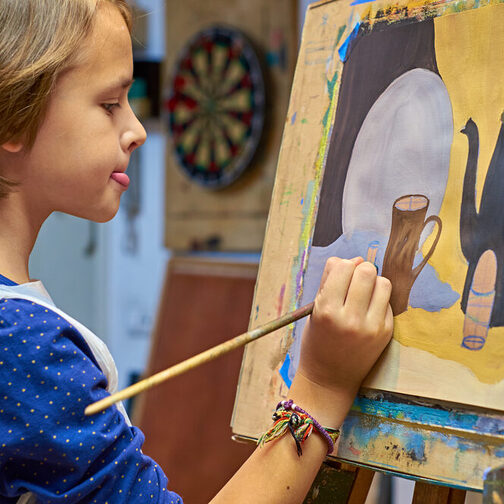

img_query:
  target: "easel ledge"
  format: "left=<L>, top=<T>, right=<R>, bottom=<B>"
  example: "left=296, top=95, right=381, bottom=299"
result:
left=337, top=389, right=504, bottom=490
left=234, top=388, right=504, bottom=492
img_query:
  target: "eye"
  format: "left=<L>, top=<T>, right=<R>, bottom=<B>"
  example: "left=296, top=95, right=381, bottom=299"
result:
left=102, top=102, right=120, bottom=114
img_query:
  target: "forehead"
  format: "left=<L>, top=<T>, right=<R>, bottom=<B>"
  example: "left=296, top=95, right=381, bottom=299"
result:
left=60, top=4, right=133, bottom=92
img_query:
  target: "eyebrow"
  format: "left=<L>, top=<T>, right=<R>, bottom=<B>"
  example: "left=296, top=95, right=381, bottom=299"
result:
left=101, top=77, right=135, bottom=95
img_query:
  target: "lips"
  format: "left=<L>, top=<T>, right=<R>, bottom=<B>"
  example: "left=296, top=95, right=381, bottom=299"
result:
left=110, top=171, right=130, bottom=188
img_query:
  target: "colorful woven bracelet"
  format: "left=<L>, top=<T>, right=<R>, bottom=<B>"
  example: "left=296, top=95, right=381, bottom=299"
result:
left=257, top=399, right=340, bottom=456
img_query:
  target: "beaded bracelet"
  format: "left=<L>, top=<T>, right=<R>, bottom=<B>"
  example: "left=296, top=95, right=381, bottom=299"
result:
left=257, top=399, right=340, bottom=456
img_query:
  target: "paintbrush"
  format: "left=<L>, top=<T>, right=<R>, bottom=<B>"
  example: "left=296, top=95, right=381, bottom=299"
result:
left=84, top=301, right=314, bottom=416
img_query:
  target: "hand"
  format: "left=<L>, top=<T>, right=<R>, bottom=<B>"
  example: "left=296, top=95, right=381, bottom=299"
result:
left=295, top=257, right=393, bottom=411
left=212, top=257, right=393, bottom=502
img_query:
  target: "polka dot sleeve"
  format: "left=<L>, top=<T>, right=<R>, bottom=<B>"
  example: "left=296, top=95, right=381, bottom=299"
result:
left=0, top=298, right=183, bottom=503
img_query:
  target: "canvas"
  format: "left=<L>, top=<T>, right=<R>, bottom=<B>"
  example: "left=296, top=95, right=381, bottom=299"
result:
left=284, top=1, right=504, bottom=410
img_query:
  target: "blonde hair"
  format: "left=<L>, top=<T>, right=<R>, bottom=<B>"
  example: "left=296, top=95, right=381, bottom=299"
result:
left=0, top=0, right=132, bottom=197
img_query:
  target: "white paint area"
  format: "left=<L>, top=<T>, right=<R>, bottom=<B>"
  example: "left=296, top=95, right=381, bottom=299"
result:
left=342, top=68, right=453, bottom=242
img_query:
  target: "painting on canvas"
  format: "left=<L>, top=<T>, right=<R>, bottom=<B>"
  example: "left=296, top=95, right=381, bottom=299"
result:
left=285, top=2, right=504, bottom=410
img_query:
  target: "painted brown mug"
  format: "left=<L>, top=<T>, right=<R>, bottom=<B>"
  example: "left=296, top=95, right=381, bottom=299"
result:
left=382, top=194, right=442, bottom=315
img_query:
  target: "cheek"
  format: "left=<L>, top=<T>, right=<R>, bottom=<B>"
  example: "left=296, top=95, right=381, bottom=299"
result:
left=30, top=109, right=120, bottom=181
left=32, top=118, right=81, bottom=163
left=78, top=120, right=121, bottom=159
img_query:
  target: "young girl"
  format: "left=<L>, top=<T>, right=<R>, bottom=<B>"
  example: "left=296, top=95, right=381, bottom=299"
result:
left=0, top=1, right=394, bottom=502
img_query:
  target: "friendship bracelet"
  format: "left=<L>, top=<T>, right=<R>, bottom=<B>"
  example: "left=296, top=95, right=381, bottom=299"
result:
left=258, top=407, right=314, bottom=456
left=257, top=399, right=340, bottom=456
left=279, top=399, right=339, bottom=455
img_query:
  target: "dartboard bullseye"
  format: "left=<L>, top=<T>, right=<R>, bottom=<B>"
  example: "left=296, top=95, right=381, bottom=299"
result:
left=165, top=26, right=265, bottom=189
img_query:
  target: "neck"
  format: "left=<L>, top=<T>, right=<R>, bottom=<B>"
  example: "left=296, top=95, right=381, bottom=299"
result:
left=0, top=193, right=47, bottom=284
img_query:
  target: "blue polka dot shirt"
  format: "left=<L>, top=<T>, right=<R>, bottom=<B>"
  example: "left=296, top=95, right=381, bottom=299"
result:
left=0, top=274, right=183, bottom=503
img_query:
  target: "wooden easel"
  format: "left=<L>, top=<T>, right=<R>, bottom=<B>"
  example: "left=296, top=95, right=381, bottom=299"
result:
left=232, top=0, right=504, bottom=501
left=303, top=464, right=466, bottom=504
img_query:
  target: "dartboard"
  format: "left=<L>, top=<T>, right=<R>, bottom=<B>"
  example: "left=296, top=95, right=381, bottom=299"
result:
left=165, top=26, right=265, bottom=189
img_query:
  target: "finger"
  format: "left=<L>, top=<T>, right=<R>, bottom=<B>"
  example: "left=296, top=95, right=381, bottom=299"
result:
left=350, top=256, right=365, bottom=266
left=318, top=256, right=364, bottom=292
left=344, top=261, right=378, bottom=316
left=385, top=304, right=394, bottom=337
left=316, top=257, right=357, bottom=309
left=376, top=303, right=395, bottom=347
left=367, top=276, right=393, bottom=323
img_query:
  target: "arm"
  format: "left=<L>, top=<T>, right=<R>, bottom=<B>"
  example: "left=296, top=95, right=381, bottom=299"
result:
left=0, top=300, right=182, bottom=503
left=210, top=257, right=393, bottom=504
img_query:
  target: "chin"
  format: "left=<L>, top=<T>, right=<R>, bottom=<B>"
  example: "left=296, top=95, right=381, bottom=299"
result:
left=71, top=202, right=120, bottom=223
left=92, top=212, right=118, bottom=223
left=95, top=206, right=120, bottom=223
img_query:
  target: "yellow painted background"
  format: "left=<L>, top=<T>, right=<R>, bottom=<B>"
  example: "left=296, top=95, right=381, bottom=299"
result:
left=395, top=3, right=504, bottom=383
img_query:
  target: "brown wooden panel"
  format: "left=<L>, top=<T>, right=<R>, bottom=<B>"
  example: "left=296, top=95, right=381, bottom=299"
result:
left=448, top=489, right=467, bottom=504
left=302, top=463, right=374, bottom=504
left=412, top=481, right=466, bottom=504
left=347, top=467, right=375, bottom=504
left=134, top=257, right=258, bottom=503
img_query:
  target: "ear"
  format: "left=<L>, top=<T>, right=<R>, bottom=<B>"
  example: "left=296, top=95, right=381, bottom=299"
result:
left=1, top=141, right=23, bottom=153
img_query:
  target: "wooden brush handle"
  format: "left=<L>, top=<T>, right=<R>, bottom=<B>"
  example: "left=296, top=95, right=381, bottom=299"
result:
left=85, top=301, right=314, bottom=416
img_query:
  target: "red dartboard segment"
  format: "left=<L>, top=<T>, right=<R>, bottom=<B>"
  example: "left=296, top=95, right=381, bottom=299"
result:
left=166, top=26, right=265, bottom=189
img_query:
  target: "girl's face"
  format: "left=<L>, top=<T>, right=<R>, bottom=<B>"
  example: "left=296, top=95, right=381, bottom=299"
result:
left=12, top=3, right=146, bottom=222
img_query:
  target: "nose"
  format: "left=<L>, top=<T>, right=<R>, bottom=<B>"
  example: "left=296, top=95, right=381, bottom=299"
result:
left=122, top=107, right=147, bottom=153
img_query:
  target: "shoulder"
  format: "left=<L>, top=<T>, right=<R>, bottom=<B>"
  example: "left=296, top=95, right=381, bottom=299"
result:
left=0, top=297, right=100, bottom=369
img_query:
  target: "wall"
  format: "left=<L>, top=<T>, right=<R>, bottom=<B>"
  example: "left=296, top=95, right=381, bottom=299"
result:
left=29, top=215, right=107, bottom=337
left=103, top=131, right=170, bottom=390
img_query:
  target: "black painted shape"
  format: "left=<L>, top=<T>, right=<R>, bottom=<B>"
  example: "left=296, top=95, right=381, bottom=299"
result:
left=313, top=19, right=438, bottom=247
left=460, top=117, right=504, bottom=326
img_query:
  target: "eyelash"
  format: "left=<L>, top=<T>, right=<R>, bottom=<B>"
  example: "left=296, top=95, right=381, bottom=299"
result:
left=102, top=102, right=120, bottom=114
